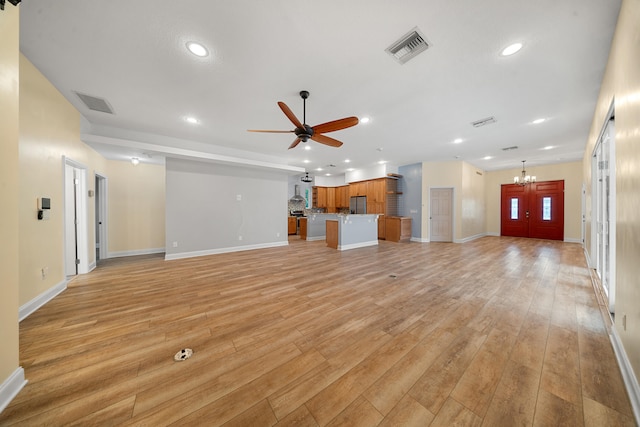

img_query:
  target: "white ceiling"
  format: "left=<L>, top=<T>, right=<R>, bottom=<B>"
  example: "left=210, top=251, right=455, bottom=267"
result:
left=18, top=0, right=621, bottom=176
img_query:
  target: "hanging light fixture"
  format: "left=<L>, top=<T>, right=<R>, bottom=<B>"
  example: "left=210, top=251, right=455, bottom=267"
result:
left=514, top=160, right=536, bottom=185
left=300, top=172, right=313, bottom=183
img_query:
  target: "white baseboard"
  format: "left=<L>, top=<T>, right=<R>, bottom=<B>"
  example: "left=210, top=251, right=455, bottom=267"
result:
left=610, top=328, right=640, bottom=425
left=564, top=237, right=583, bottom=244
left=455, top=233, right=487, bottom=243
left=108, top=247, right=165, bottom=259
left=88, top=260, right=97, bottom=272
left=410, top=237, right=429, bottom=243
left=0, top=367, right=27, bottom=414
left=337, top=240, right=378, bottom=251
left=19, top=279, right=68, bottom=322
left=486, top=232, right=500, bottom=237
left=165, top=241, right=288, bottom=261
left=305, top=236, right=326, bottom=242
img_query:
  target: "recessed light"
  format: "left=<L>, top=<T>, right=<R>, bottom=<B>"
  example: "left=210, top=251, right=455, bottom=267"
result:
left=304, top=146, right=311, bottom=151
left=532, top=118, right=546, bottom=124
left=303, top=160, right=310, bottom=163
left=453, top=138, right=463, bottom=144
left=542, top=145, right=554, bottom=150
left=186, top=42, right=209, bottom=57
left=360, top=117, right=370, bottom=124
left=325, top=173, right=331, bottom=176
left=185, top=116, right=199, bottom=124
left=316, top=167, right=323, bottom=171
left=347, top=168, right=355, bottom=172
left=344, top=159, right=351, bottom=163
left=501, top=42, right=523, bottom=56
left=483, top=156, right=493, bottom=160
left=378, top=160, right=387, bottom=165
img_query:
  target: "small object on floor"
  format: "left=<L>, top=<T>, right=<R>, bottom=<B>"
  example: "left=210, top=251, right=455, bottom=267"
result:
left=174, top=348, right=193, bottom=361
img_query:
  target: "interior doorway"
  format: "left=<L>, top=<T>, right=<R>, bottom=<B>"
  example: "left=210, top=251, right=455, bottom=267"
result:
left=500, top=180, right=565, bottom=241
left=64, top=158, right=89, bottom=276
left=95, top=173, right=108, bottom=262
left=430, top=188, right=453, bottom=242
left=592, top=114, right=616, bottom=313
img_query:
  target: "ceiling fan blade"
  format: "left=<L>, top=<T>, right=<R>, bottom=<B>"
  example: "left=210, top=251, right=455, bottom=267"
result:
left=278, top=102, right=304, bottom=129
left=311, top=133, right=343, bottom=148
left=288, top=137, right=302, bottom=149
left=312, top=117, right=359, bottom=134
left=247, top=129, right=294, bottom=133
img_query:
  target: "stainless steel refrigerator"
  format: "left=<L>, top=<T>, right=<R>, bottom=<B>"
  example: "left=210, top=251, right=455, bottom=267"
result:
left=349, top=196, right=367, bottom=214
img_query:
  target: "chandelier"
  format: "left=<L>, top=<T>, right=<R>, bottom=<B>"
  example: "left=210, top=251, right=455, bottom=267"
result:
left=514, top=160, right=536, bottom=185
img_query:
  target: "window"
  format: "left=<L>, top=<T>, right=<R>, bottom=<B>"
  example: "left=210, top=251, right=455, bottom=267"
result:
left=542, top=197, right=551, bottom=220
left=510, top=198, right=518, bottom=220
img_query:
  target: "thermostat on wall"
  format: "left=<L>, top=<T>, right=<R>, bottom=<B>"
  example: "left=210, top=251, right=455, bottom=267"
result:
left=38, top=197, right=51, bottom=220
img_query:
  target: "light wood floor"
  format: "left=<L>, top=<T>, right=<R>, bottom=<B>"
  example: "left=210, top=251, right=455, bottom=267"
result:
left=1, top=237, right=635, bottom=426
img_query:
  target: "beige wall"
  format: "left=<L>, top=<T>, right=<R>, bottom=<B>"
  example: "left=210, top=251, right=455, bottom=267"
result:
left=422, top=161, right=486, bottom=242
left=19, top=55, right=166, bottom=306
left=584, top=0, right=640, bottom=378
left=19, top=55, right=105, bottom=305
left=106, top=161, right=165, bottom=255
left=461, top=162, right=486, bottom=239
left=485, top=161, right=583, bottom=241
left=0, top=3, right=21, bottom=388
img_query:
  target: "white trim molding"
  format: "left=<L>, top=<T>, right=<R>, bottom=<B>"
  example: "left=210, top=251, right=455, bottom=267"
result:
left=19, top=279, right=68, bottom=322
left=337, top=240, right=378, bottom=251
left=0, top=367, right=27, bottom=414
left=305, top=236, right=326, bottom=242
left=410, top=237, right=429, bottom=243
left=564, top=237, right=583, bottom=244
left=455, top=233, right=487, bottom=244
left=610, top=328, right=640, bottom=425
left=165, top=241, right=288, bottom=261
left=108, top=248, right=165, bottom=259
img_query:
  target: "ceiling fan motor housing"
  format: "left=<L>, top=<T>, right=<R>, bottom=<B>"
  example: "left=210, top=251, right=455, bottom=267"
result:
left=295, top=124, right=314, bottom=142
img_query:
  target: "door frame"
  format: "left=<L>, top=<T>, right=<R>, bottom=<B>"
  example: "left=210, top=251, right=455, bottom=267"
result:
left=591, top=102, right=616, bottom=313
left=95, top=172, right=109, bottom=261
left=429, top=186, right=454, bottom=242
left=63, top=157, right=89, bottom=276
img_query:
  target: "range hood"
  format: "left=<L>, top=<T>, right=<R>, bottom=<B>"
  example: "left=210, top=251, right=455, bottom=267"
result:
left=289, top=185, right=305, bottom=202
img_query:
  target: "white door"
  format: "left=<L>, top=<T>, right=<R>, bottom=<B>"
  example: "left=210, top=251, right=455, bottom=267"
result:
left=592, top=117, right=616, bottom=313
left=430, top=188, right=453, bottom=242
left=64, top=160, right=89, bottom=276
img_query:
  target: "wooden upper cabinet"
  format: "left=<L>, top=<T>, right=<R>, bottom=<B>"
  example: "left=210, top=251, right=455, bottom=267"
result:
left=326, top=187, right=336, bottom=212
left=313, top=186, right=328, bottom=208
left=373, top=179, right=386, bottom=203
left=335, top=186, right=349, bottom=208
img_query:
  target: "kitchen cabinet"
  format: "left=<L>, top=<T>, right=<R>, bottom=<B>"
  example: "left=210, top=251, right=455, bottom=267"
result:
left=386, top=216, right=411, bottom=242
left=335, top=185, right=349, bottom=208
left=299, top=217, right=308, bottom=239
left=313, top=186, right=328, bottom=208
left=326, top=187, right=336, bottom=213
left=288, top=217, right=297, bottom=235
left=377, top=214, right=386, bottom=239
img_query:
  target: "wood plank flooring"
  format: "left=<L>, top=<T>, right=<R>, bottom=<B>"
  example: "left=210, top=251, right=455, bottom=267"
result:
left=0, top=236, right=635, bottom=426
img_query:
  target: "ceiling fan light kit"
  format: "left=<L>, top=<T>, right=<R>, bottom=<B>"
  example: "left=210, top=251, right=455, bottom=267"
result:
left=248, top=90, right=358, bottom=149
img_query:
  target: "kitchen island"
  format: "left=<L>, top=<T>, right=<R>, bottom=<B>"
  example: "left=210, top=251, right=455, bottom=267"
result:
left=299, top=213, right=339, bottom=241
left=326, top=214, right=379, bottom=251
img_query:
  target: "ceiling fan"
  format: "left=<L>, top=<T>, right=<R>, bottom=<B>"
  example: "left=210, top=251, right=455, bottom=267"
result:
left=248, top=90, right=359, bottom=149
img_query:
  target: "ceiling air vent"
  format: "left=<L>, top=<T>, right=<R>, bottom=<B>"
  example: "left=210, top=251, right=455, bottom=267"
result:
left=386, top=27, right=430, bottom=64
left=471, top=116, right=496, bottom=128
left=502, top=145, right=519, bottom=151
left=74, top=92, right=115, bottom=114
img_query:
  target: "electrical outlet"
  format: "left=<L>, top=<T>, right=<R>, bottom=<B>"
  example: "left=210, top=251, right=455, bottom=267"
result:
left=276, top=232, right=280, bottom=237
left=172, top=241, right=178, bottom=248
left=236, top=194, right=242, bottom=201
left=238, top=236, right=243, bottom=241
left=41, top=267, right=48, bottom=279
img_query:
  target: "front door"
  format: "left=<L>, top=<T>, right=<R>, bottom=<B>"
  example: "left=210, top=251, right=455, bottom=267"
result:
left=501, top=180, right=564, bottom=241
